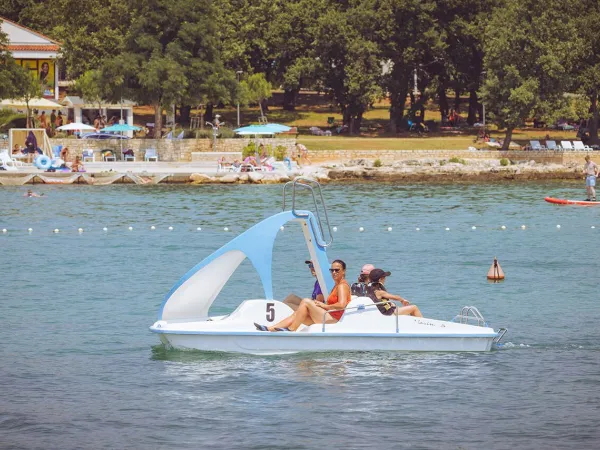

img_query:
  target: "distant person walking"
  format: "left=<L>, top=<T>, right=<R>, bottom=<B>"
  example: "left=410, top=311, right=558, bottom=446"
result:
left=583, top=155, right=599, bottom=201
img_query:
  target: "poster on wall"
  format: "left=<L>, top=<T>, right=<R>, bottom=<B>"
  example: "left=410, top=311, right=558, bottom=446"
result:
left=15, top=59, right=56, bottom=99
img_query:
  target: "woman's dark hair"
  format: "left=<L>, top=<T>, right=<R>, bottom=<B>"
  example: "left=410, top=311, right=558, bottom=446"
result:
left=358, top=273, right=367, bottom=282
left=331, top=259, right=346, bottom=270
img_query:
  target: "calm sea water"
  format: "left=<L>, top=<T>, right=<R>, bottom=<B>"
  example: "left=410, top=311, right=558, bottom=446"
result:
left=1, top=182, right=599, bottom=450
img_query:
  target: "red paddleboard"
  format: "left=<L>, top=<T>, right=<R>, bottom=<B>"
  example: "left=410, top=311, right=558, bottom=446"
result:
left=545, top=197, right=600, bottom=206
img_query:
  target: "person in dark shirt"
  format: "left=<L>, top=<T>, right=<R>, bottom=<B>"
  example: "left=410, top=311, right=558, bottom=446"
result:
left=305, top=260, right=324, bottom=302
left=350, top=264, right=374, bottom=296
left=367, top=268, right=423, bottom=317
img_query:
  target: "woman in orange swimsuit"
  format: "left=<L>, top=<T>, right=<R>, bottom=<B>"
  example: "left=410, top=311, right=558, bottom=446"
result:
left=255, top=259, right=351, bottom=332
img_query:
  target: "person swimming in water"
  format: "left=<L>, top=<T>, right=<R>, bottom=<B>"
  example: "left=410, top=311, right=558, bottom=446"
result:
left=24, top=189, right=43, bottom=197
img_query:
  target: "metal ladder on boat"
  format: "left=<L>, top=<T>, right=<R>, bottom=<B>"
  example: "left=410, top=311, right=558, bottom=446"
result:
left=453, top=306, right=508, bottom=344
left=283, top=178, right=333, bottom=248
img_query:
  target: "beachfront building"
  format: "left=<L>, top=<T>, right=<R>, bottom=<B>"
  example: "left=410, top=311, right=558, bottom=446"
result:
left=60, top=96, right=136, bottom=137
left=0, top=16, right=61, bottom=101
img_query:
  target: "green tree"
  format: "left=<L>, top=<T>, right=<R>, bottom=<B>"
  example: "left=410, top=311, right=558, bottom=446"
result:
left=11, top=66, right=42, bottom=127
left=480, top=0, right=574, bottom=149
left=100, top=0, right=234, bottom=137
left=376, top=0, right=443, bottom=132
left=314, top=6, right=382, bottom=134
left=241, top=73, right=272, bottom=120
left=569, top=0, right=600, bottom=145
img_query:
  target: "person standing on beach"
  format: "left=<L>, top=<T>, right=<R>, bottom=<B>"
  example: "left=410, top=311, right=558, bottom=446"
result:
left=583, top=155, right=598, bottom=201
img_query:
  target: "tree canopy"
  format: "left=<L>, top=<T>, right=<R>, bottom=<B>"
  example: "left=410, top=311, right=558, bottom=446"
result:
left=3, top=0, right=600, bottom=141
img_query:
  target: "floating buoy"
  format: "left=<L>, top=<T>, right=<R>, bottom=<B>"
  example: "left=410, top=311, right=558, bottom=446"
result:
left=521, top=225, right=526, bottom=229
left=168, top=226, right=173, bottom=231
left=150, top=225, right=156, bottom=230
left=128, top=226, right=133, bottom=231
left=556, top=225, right=561, bottom=229
left=359, top=227, right=364, bottom=232
left=78, top=228, right=83, bottom=233
left=445, top=227, right=450, bottom=231
left=416, top=227, right=420, bottom=231
left=501, top=225, right=506, bottom=230
left=472, top=226, right=476, bottom=230
left=28, top=228, right=33, bottom=233
left=332, top=226, right=338, bottom=232
left=487, top=257, right=505, bottom=281
left=223, top=227, right=229, bottom=231
left=2, top=229, right=6, bottom=233
left=53, top=229, right=59, bottom=233
left=280, top=226, right=284, bottom=231
left=197, top=227, right=202, bottom=231
left=592, top=226, right=596, bottom=229
left=103, top=227, right=108, bottom=232
left=387, top=227, right=392, bottom=232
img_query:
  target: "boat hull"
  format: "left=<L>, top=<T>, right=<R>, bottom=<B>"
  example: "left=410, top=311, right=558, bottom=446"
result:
left=151, top=299, right=499, bottom=355
left=155, top=331, right=495, bottom=355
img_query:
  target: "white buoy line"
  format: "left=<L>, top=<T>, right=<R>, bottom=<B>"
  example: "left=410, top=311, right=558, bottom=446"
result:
left=1, top=224, right=597, bottom=234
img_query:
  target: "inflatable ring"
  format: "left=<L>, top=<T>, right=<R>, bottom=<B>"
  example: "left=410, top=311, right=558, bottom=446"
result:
left=35, top=155, right=52, bottom=170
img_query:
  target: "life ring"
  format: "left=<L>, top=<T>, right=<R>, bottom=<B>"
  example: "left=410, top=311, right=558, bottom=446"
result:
left=51, top=158, right=64, bottom=168
left=35, top=155, right=52, bottom=170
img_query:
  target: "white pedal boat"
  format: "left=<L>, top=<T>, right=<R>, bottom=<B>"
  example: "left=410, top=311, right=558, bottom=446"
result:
left=150, top=179, right=506, bottom=355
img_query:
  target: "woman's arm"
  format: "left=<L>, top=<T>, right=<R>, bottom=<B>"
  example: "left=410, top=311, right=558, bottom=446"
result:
left=325, top=283, right=351, bottom=310
left=375, top=290, right=410, bottom=304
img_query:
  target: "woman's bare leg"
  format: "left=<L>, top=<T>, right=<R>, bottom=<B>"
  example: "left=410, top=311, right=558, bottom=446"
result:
left=269, top=299, right=312, bottom=330
left=289, top=300, right=338, bottom=331
left=395, top=305, right=423, bottom=317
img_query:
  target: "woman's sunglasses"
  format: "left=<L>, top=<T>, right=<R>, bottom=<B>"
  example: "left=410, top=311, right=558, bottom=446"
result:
left=329, top=268, right=341, bottom=273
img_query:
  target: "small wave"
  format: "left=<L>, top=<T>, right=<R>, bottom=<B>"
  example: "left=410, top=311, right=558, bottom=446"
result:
left=495, top=341, right=531, bottom=349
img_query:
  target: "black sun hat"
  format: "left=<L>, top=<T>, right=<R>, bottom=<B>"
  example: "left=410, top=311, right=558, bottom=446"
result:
left=369, top=268, right=391, bottom=282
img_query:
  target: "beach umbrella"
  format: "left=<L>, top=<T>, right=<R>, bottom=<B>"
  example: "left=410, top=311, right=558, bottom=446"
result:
left=99, top=124, right=142, bottom=156
left=233, top=125, right=277, bottom=135
left=263, top=123, right=291, bottom=133
left=100, top=124, right=142, bottom=133
left=56, top=123, right=96, bottom=131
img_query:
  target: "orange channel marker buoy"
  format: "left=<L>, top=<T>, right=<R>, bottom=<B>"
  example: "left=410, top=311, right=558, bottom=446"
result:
left=487, top=257, right=505, bottom=281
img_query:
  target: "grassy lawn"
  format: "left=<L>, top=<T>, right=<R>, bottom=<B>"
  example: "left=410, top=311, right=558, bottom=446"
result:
left=132, top=91, right=580, bottom=151
left=297, top=135, right=474, bottom=151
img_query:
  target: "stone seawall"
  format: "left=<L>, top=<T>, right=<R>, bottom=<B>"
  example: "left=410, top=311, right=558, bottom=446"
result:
left=49, top=137, right=297, bottom=162
left=48, top=137, right=596, bottom=165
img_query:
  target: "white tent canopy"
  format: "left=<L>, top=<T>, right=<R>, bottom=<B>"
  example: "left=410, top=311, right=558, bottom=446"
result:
left=1, top=98, right=62, bottom=109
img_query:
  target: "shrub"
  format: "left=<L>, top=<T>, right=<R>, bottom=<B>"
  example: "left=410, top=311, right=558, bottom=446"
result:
left=449, top=157, right=466, bottom=165
left=500, top=158, right=509, bottom=166
left=218, top=127, right=235, bottom=139
left=242, top=141, right=257, bottom=159
left=274, top=145, right=287, bottom=161
left=0, top=111, right=27, bottom=131
left=193, top=129, right=213, bottom=139
left=373, top=158, right=382, bottom=167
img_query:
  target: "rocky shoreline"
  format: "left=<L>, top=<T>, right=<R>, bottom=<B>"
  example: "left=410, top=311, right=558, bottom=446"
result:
left=191, top=158, right=584, bottom=184
left=0, top=158, right=587, bottom=185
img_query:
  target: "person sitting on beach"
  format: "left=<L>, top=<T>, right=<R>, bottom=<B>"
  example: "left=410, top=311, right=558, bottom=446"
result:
left=243, top=155, right=259, bottom=167
left=71, top=156, right=85, bottom=173
left=218, top=155, right=231, bottom=169
left=351, top=264, right=374, bottom=296
left=366, top=268, right=423, bottom=317
left=60, top=147, right=70, bottom=162
left=259, top=149, right=274, bottom=171
left=255, top=259, right=351, bottom=332
left=296, top=143, right=311, bottom=165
